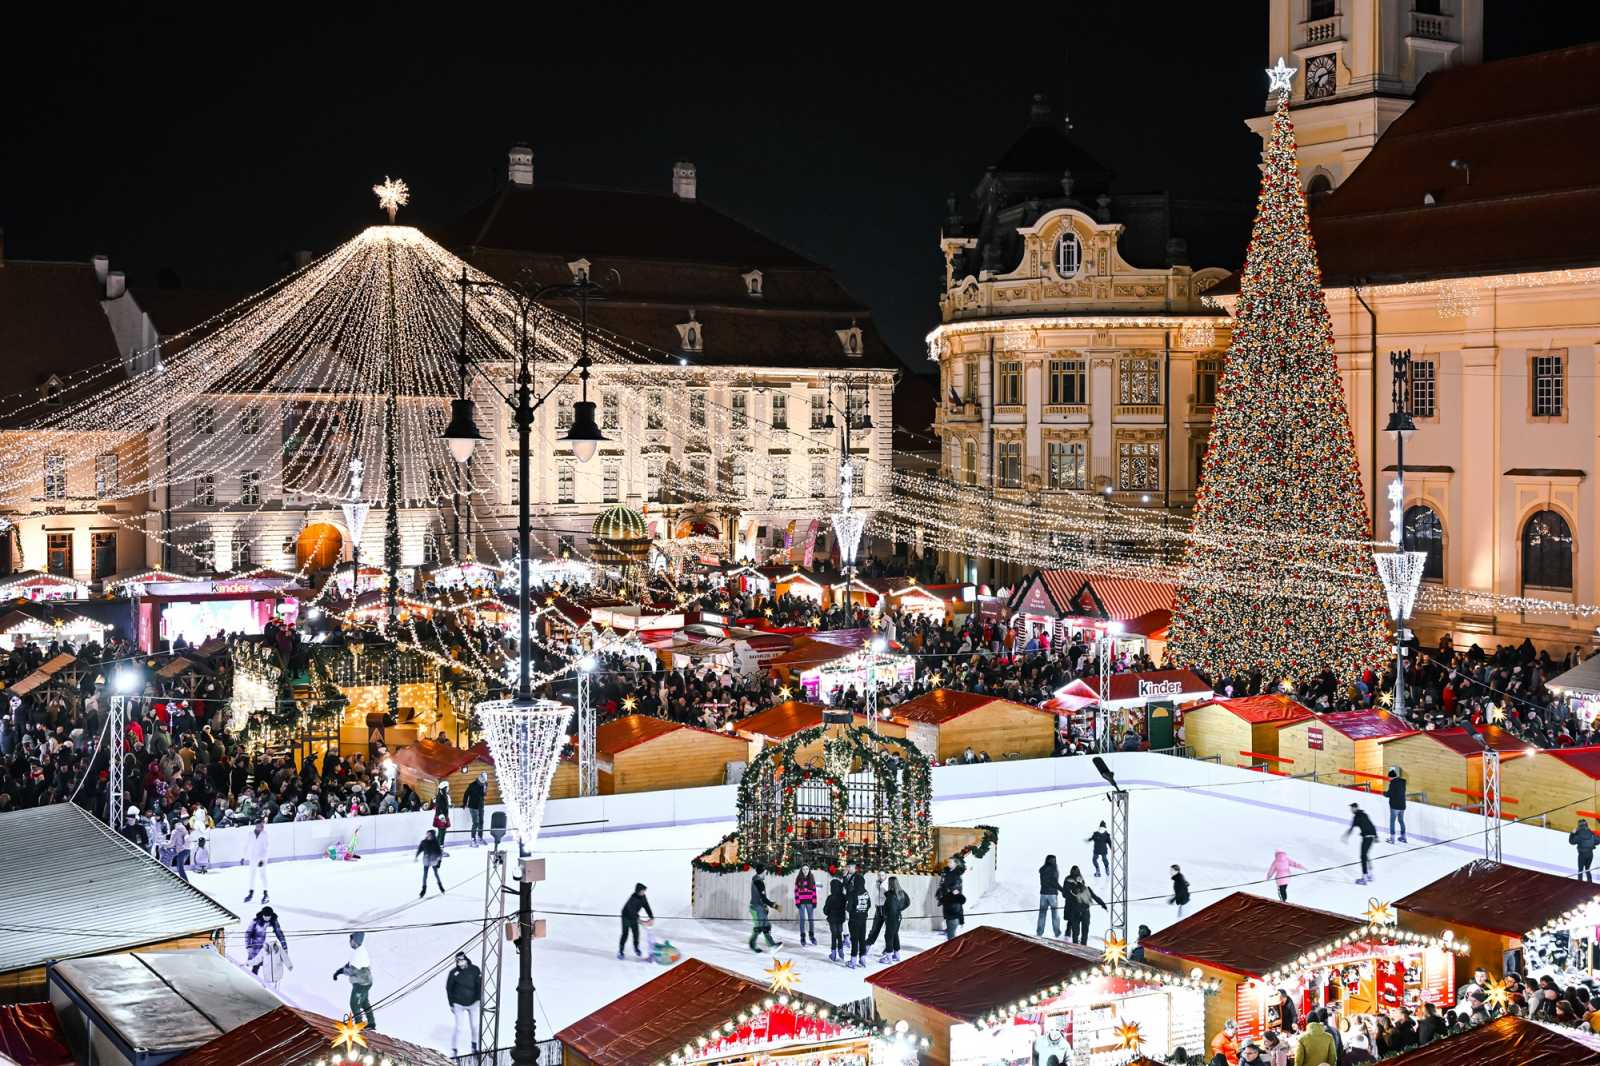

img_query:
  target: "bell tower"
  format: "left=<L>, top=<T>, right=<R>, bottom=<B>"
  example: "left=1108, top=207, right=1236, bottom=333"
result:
left=1246, top=0, right=1483, bottom=195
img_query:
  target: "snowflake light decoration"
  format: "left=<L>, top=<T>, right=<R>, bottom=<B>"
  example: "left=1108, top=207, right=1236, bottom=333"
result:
left=372, top=175, right=410, bottom=223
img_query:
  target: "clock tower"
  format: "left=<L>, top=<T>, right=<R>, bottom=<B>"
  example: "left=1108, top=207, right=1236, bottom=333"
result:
left=1247, top=0, right=1482, bottom=197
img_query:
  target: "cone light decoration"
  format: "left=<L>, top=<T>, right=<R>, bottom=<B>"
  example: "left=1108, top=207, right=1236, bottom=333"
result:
left=478, top=698, right=571, bottom=846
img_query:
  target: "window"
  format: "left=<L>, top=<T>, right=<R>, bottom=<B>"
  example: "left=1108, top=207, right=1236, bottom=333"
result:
left=1403, top=505, right=1444, bottom=581
left=810, top=457, right=827, bottom=497
left=770, top=460, right=787, bottom=499
left=1195, top=357, right=1222, bottom=407
left=964, top=361, right=978, bottom=403
left=731, top=456, right=748, bottom=497
left=688, top=456, right=708, bottom=494
left=602, top=463, right=620, bottom=503
left=44, top=454, right=66, bottom=500
left=731, top=391, right=748, bottom=429
left=1409, top=358, right=1436, bottom=419
left=602, top=393, right=620, bottom=431
left=234, top=539, right=254, bottom=570
left=47, top=533, right=71, bottom=577
left=810, top=394, right=827, bottom=430
left=1307, top=0, right=1334, bottom=19
left=771, top=392, right=788, bottom=430
left=1532, top=350, right=1565, bottom=418
left=1522, top=509, right=1573, bottom=590
left=557, top=465, right=575, bottom=504
left=998, top=440, right=1022, bottom=488
left=1118, top=440, right=1161, bottom=491
left=95, top=452, right=118, bottom=498
left=998, top=360, right=1024, bottom=406
left=193, top=537, right=215, bottom=573
left=689, top=392, right=706, bottom=429
left=962, top=440, right=978, bottom=485
left=422, top=530, right=440, bottom=565
left=847, top=389, right=869, bottom=429
left=241, top=470, right=261, bottom=506
left=646, top=391, right=665, bottom=430
left=241, top=405, right=262, bottom=435
left=1054, top=231, right=1082, bottom=278
left=1048, top=359, right=1086, bottom=406
left=1118, top=357, right=1161, bottom=405
left=1306, top=173, right=1334, bottom=210
left=193, top=474, right=216, bottom=506
left=851, top=461, right=866, bottom=498
left=91, top=531, right=116, bottom=580
left=1047, top=441, right=1086, bottom=490
left=556, top=392, right=574, bottom=431
left=646, top=456, right=664, bottom=502
left=195, top=406, right=215, bottom=435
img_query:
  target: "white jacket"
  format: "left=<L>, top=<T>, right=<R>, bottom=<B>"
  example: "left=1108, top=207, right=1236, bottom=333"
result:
left=247, top=829, right=271, bottom=864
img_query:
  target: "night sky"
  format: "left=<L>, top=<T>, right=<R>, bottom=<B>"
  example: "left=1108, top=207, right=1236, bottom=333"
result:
left=5, top=3, right=1595, bottom=370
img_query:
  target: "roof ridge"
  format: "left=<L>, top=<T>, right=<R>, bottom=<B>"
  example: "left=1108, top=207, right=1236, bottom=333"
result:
left=1383, top=101, right=1600, bottom=142
left=1318, top=184, right=1600, bottom=225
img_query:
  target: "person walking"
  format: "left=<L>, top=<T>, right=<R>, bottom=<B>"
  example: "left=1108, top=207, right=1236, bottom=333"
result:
left=245, top=906, right=289, bottom=985
left=431, top=784, right=451, bottom=852
left=823, top=877, right=848, bottom=962
left=1264, top=849, right=1306, bottom=902
left=1087, top=822, right=1112, bottom=878
left=619, top=883, right=653, bottom=959
left=1063, top=865, right=1106, bottom=944
left=1344, top=803, right=1379, bottom=885
left=415, top=828, right=446, bottom=897
left=1385, top=767, right=1409, bottom=844
left=463, top=771, right=488, bottom=847
left=1169, top=864, right=1191, bottom=918
left=878, top=875, right=909, bottom=963
left=748, top=868, right=783, bottom=953
left=1571, top=819, right=1597, bottom=882
left=333, top=932, right=375, bottom=1031
left=445, top=951, right=482, bottom=1059
left=844, top=863, right=870, bottom=968
left=792, top=865, right=818, bottom=946
left=1038, top=854, right=1064, bottom=937
left=243, top=817, right=270, bottom=903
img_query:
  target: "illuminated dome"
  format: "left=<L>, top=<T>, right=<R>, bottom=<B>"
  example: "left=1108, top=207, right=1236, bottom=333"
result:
left=590, top=505, right=652, bottom=565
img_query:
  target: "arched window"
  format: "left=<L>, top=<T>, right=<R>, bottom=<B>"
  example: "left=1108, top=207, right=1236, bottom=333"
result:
left=1403, top=505, right=1444, bottom=581
left=1522, top=509, right=1574, bottom=590
left=1054, top=231, right=1082, bottom=278
left=1306, top=172, right=1333, bottom=210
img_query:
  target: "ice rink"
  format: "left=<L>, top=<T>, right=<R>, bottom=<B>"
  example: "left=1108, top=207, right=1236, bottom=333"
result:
left=189, top=752, right=1584, bottom=1054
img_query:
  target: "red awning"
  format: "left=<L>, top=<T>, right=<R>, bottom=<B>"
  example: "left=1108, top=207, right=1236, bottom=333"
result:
left=0, top=1003, right=73, bottom=1066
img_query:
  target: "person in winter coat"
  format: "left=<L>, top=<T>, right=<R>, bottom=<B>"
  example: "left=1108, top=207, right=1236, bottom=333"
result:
left=333, top=931, right=375, bottom=1030
left=1037, top=854, right=1063, bottom=937
left=244, top=817, right=270, bottom=903
left=1271, top=988, right=1298, bottom=1033
left=1209, top=1020, right=1238, bottom=1065
left=1063, top=866, right=1106, bottom=944
left=167, top=819, right=191, bottom=881
left=431, top=784, right=451, bottom=851
left=1385, top=767, right=1409, bottom=843
left=1295, top=1014, right=1337, bottom=1065
left=1264, top=850, right=1305, bottom=902
left=463, top=772, right=488, bottom=847
left=878, top=875, right=909, bottom=963
left=256, top=935, right=291, bottom=993
left=1260, top=1030, right=1289, bottom=1066
left=415, top=828, right=446, bottom=897
left=937, top=864, right=966, bottom=941
left=445, top=951, right=482, bottom=1058
left=1416, top=1002, right=1445, bottom=1045
left=120, top=805, right=148, bottom=849
left=792, top=866, right=818, bottom=946
left=619, top=883, right=653, bottom=959
left=823, top=877, right=848, bottom=961
left=1169, top=864, right=1191, bottom=918
left=1343, top=803, right=1379, bottom=885
left=245, top=906, right=290, bottom=983
left=864, top=873, right=890, bottom=952
left=1570, top=819, right=1597, bottom=881
left=748, top=869, right=783, bottom=953
left=843, top=863, right=870, bottom=967
left=1086, top=822, right=1112, bottom=877
left=1130, top=923, right=1152, bottom=963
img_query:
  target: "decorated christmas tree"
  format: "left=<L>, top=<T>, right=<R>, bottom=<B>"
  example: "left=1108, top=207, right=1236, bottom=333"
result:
left=1168, top=62, right=1390, bottom=683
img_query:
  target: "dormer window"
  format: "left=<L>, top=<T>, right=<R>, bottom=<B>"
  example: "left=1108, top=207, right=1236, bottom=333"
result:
left=676, top=310, right=704, bottom=352
left=41, top=374, right=64, bottom=405
left=1054, top=231, right=1083, bottom=279
left=742, top=269, right=764, bottom=298
left=568, top=258, right=592, bottom=284
left=835, top=321, right=864, bottom=358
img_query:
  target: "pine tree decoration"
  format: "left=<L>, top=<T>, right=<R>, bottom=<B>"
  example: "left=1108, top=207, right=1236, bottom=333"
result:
left=1169, top=68, right=1389, bottom=683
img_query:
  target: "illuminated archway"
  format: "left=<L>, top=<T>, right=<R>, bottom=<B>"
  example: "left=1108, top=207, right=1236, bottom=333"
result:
left=295, top=523, right=343, bottom=571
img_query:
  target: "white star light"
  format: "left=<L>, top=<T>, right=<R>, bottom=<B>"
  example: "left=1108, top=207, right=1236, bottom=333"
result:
left=1266, top=57, right=1297, bottom=95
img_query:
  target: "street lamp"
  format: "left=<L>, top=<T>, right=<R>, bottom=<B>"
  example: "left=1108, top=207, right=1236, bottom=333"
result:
left=1376, top=349, right=1424, bottom=721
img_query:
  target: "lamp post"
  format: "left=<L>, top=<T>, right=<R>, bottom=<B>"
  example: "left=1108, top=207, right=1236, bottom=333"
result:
left=1380, top=349, right=1420, bottom=720
left=442, top=267, right=608, bottom=1066
left=824, top=372, right=873, bottom=610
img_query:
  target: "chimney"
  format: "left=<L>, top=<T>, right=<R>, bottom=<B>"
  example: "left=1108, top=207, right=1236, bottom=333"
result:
left=293, top=250, right=313, bottom=270
left=508, top=144, right=534, bottom=187
left=105, top=270, right=127, bottom=299
left=672, top=161, right=697, bottom=200
left=93, top=255, right=110, bottom=288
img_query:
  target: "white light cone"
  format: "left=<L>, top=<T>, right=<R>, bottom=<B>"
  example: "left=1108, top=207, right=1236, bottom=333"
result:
left=478, top=698, right=571, bottom=846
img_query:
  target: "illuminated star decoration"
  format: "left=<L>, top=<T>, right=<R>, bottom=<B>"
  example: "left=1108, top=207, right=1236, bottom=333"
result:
left=1379, top=690, right=1395, bottom=708
left=764, top=956, right=801, bottom=993
left=1265, top=57, right=1297, bottom=95
left=927, top=671, right=943, bottom=688
left=1114, top=1018, right=1144, bottom=1051
left=1484, top=976, right=1512, bottom=1010
left=1489, top=703, right=1507, bottom=724
left=331, top=1016, right=369, bottom=1052
left=1365, top=898, right=1395, bottom=926
left=777, top=684, right=792, bottom=701
left=372, top=175, right=410, bottom=223
left=1101, top=934, right=1129, bottom=965
left=621, top=694, right=638, bottom=712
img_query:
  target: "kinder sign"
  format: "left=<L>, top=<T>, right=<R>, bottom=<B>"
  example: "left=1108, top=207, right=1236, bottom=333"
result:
left=1100, top=670, right=1213, bottom=707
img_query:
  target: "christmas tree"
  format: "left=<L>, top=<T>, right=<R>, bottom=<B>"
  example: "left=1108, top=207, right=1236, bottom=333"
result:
left=1168, top=64, right=1390, bottom=683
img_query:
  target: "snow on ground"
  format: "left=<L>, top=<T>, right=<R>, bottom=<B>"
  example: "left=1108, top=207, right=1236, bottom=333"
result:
left=190, top=754, right=1582, bottom=1055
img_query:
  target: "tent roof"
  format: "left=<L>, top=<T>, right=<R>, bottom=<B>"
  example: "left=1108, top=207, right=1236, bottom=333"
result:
left=1140, top=892, right=1364, bottom=978
left=1551, top=654, right=1600, bottom=697
left=1381, top=1014, right=1600, bottom=1065
left=1189, top=694, right=1314, bottom=726
left=166, top=1005, right=450, bottom=1066
left=1395, top=859, right=1600, bottom=938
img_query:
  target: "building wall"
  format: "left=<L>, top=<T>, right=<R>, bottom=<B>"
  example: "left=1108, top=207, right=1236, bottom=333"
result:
left=1, top=429, right=151, bottom=584
left=613, top=731, right=749, bottom=793
left=1377, top=734, right=1469, bottom=810
left=935, top=705, right=1055, bottom=762
left=1500, top=754, right=1596, bottom=832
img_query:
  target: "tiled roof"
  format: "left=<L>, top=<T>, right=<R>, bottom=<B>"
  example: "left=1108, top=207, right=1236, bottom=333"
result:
left=1395, top=859, right=1600, bottom=938
left=1140, top=892, right=1363, bottom=978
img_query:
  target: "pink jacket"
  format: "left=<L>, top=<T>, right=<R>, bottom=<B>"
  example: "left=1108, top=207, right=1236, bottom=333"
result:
left=1265, top=851, right=1304, bottom=886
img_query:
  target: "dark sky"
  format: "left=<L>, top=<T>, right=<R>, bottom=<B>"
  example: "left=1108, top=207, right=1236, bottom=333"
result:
left=4, top=3, right=1595, bottom=371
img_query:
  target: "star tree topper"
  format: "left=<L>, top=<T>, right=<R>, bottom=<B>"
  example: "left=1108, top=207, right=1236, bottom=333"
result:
left=373, top=175, right=410, bottom=223
left=1266, top=57, right=1297, bottom=95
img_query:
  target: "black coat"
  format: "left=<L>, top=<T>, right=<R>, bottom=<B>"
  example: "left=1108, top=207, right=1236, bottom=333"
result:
left=1387, top=775, right=1408, bottom=810
left=1571, top=824, right=1597, bottom=857
left=1039, top=862, right=1062, bottom=896
left=415, top=834, right=444, bottom=866
left=463, top=779, right=486, bottom=811
left=446, top=961, right=482, bottom=1006
left=1350, top=809, right=1378, bottom=840
left=1170, top=873, right=1191, bottom=906
left=622, top=891, right=653, bottom=922
left=1088, top=829, right=1111, bottom=855
left=844, top=872, right=869, bottom=919
left=822, top=880, right=847, bottom=924
left=1417, top=1015, right=1444, bottom=1045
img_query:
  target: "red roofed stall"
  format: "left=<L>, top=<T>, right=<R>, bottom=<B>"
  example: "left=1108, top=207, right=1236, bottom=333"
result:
left=389, top=738, right=498, bottom=807
left=166, top=1005, right=450, bottom=1066
left=1381, top=1014, right=1600, bottom=1065
left=731, top=700, right=907, bottom=764
left=1007, top=568, right=1176, bottom=659
left=1276, top=709, right=1417, bottom=786
left=889, top=687, right=1057, bottom=762
left=1180, top=695, right=1316, bottom=768
left=1376, top=726, right=1530, bottom=815
left=549, top=714, right=749, bottom=799
left=1502, top=743, right=1600, bottom=833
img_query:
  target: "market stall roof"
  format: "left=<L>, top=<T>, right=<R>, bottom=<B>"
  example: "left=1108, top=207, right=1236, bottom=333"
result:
left=1188, top=694, right=1315, bottom=726
left=1380, top=1014, right=1600, bottom=1065
left=767, top=636, right=861, bottom=672
left=166, top=1005, right=451, bottom=1066
left=1551, top=654, right=1600, bottom=698
left=890, top=687, right=1051, bottom=726
left=734, top=700, right=838, bottom=738
left=1535, top=745, right=1600, bottom=780
left=1042, top=678, right=1100, bottom=713
left=1382, top=725, right=1528, bottom=757
left=156, top=655, right=217, bottom=681
left=866, top=926, right=1140, bottom=1023
left=390, top=739, right=494, bottom=778
left=0, top=606, right=109, bottom=636
left=1395, top=860, right=1600, bottom=938
left=0, top=804, right=236, bottom=975
left=757, top=566, right=826, bottom=587
left=0, top=570, right=92, bottom=596
left=1015, top=568, right=1175, bottom=621
left=7, top=654, right=79, bottom=697
left=0, top=1002, right=72, bottom=1066
left=104, top=567, right=189, bottom=592
left=1312, top=708, right=1418, bottom=742
left=1078, top=670, right=1213, bottom=707
left=1139, top=892, right=1364, bottom=979
left=596, top=714, right=743, bottom=755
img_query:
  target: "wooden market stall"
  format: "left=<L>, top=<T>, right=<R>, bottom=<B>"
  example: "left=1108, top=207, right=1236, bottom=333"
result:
left=890, top=687, right=1056, bottom=762
left=165, top=1005, right=450, bottom=1066
left=1275, top=709, right=1417, bottom=786
left=1005, top=568, right=1174, bottom=656
left=1141, top=892, right=1466, bottom=1050
left=389, top=739, right=499, bottom=806
left=732, top=699, right=906, bottom=764
left=549, top=714, right=749, bottom=799
left=0, top=606, right=112, bottom=651
left=1377, top=1014, right=1600, bottom=1065
left=866, top=925, right=1214, bottom=1065
left=1395, top=859, right=1600, bottom=983
left=1180, top=695, right=1315, bottom=768
left=1501, top=744, right=1600, bottom=832
left=759, top=566, right=827, bottom=605
left=1375, top=727, right=1530, bottom=812
left=6, top=652, right=79, bottom=699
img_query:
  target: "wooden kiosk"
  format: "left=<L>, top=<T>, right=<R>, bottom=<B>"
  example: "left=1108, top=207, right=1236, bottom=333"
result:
left=889, top=687, right=1057, bottom=762
left=1180, top=695, right=1314, bottom=768
left=1276, top=709, right=1417, bottom=785
left=549, top=714, right=749, bottom=799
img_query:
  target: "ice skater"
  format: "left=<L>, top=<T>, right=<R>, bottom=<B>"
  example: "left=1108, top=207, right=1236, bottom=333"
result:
left=1264, top=849, right=1306, bottom=901
left=748, top=868, right=783, bottom=953
left=1571, top=820, right=1597, bottom=882
left=1344, top=802, right=1379, bottom=885
left=333, top=932, right=375, bottom=1030
left=416, top=828, right=446, bottom=897
left=844, top=863, right=870, bottom=968
left=1064, top=865, right=1106, bottom=944
left=1169, top=864, right=1191, bottom=918
left=167, top=817, right=191, bottom=882
left=1385, top=767, right=1409, bottom=843
left=431, top=784, right=452, bottom=852
left=793, top=865, right=818, bottom=946
left=619, top=882, right=653, bottom=959
left=245, top=906, right=290, bottom=986
left=878, top=875, right=909, bottom=963
left=823, top=876, right=848, bottom=961
left=463, top=772, right=487, bottom=846
left=1087, top=822, right=1112, bottom=878
left=445, top=951, right=482, bottom=1058
left=1037, top=854, right=1063, bottom=937
left=243, top=817, right=270, bottom=903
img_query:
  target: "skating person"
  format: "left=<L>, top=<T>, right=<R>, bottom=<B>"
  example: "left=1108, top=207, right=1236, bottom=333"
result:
left=245, top=906, right=290, bottom=984
left=463, top=772, right=488, bottom=846
left=878, top=875, right=909, bottom=963
left=243, top=817, right=270, bottom=903
left=1571, top=819, right=1597, bottom=882
left=1343, top=803, right=1379, bottom=885
left=1169, top=864, right=1191, bottom=918
left=843, top=863, right=870, bottom=967
left=1385, top=768, right=1409, bottom=843
left=619, top=883, right=653, bottom=959
left=167, top=818, right=191, bottom=882
left=1264, top=849, right=1306, bottom=901
left=863, top=872, right=889, bottom=953
left=793, top=865, right=818, bottom=946
left=257, top=934, right=292, bottom=993
left=431, top=784, right=452, bottom=851
left=445, top=951, right=482, bottom=1058
left=1086, top=822, right=1112, bottom=877
left=823, top=877, right=847, bottom=961
left=333, top=932, right=375, bottom=1030
left=1037, top=854, right=1063, bottom=937
left=748, top=868, right=783, bottom=953
left=415, top=828, right=446, bottom=897
left=936, top=860, right=965, bottom=941
left=120, top=806, right=148, bottom=849
left=1063, top=865, right=1106, bottom=944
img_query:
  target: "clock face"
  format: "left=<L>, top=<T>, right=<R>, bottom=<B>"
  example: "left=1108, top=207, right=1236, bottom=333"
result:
left=1306, top=54, right=1337, bottom=99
